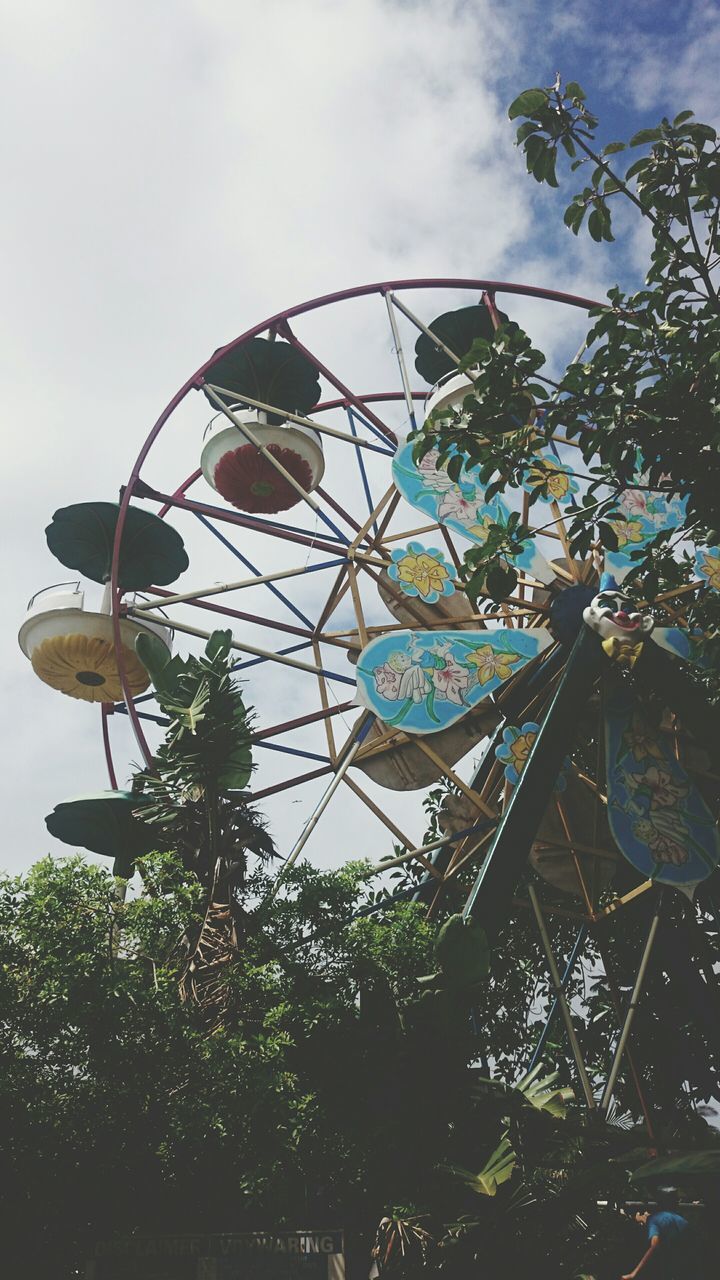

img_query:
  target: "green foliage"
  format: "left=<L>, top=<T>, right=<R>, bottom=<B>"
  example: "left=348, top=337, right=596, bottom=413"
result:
left=432, top=913, right=489, bottom=989
left=8, top=847, right=720, bottom=1276
left=6, top=854, right=673, bottom=1277
left=442, top=1133, right=517, bottom=1197
left=413, top=78, right=720, bottom=628
left=515, top=1064, right=574, bottom=1119
left=136, top=629, right=252, bottom=785
left=0, top=854, right=438, bottom=1275
left=474, top=1063, right=574, bottom=1122
left=134, top=630, right=266, bottom=885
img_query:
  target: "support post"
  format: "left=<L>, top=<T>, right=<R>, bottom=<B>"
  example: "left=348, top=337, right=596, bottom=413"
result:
left=600, top=896, right=663, bottom=1113
left=527, top=923, right=588, bottom=1073
left=529, top=886, right=596, bottom=1109
left=463, top=628, right=602, bottom=933
left=384, top=291, right=418, bottom=431
left=272, top=714, right=374, bottom=891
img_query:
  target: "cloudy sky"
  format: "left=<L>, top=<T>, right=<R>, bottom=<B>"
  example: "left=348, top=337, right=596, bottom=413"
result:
left=3, top=0, right=718, bottom=878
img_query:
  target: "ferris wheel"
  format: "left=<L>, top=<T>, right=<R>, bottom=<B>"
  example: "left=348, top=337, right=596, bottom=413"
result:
left=20, top=278, right=720, bottom=1118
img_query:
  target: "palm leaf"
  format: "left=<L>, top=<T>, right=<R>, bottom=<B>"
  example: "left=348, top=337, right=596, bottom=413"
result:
left=442, top=1133, right=517, bottom=1197
left=515, top=1063, right=574, bottom=1118
left=472, top=1063, right=573, bottom=1119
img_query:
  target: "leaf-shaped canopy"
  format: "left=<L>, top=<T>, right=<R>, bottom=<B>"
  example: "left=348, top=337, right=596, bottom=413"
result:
left=203, top=337, right=321, bottom=424
left=414, top=303, right=509, bottom=385
left=45, top=792, right=156, bottom=877
left=46, top=502, right=189, bottom=590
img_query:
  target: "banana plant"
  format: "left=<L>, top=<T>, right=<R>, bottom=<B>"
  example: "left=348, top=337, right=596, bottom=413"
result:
left=134, top=629, right=274, bottom=1025
left=441, top=1133, right=517, bottom=1197
left=472, top=1063, right=574, bottom=1120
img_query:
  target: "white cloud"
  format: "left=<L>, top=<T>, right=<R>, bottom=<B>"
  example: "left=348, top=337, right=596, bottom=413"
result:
left=551, top=0, right=720, bottom=123
left=3, top=0, right=700, bottom=877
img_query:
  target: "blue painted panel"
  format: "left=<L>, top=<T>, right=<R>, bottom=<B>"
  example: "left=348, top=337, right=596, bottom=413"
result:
left=653, top=628, right=716, bottom=671
left=392, top=439, right=554, bottom=584
left=605, top=683, right=720, bottom=891
left=355, top=626, right=552, bottom=735
left=604, top=486, right=687, bottom=583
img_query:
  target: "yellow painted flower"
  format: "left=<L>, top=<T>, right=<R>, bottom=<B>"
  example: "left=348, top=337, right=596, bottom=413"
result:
left=31, top=633, right=151, bottom=703
left=698, top=550, right=720, bottom=591
left=509, top=729, right=536, bottom=772
left=396, top=551, right=449, bottom=599
left=610, top=517, right=644, bottom=549
left=621, top=713, right=664, bottom=763
left=467, top=514, right=495, bottom=543
left=525, top=460, right=571, bottom=500
left=466, top=644, right=520, bottom=686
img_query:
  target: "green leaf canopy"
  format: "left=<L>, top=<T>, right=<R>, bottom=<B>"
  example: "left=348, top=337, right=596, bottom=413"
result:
left=135, top=629, right=254, bottom=792
left=46, top=502, right=189, bottom=590
left=45, top=792, right=157, bottom=877
left=435, top=913, right=490, bottom=987
left=414, top=304, right=509, bottom=384
left=508, top=88, right=548, bottom=119
left=203, top=337, right=321, bottom=424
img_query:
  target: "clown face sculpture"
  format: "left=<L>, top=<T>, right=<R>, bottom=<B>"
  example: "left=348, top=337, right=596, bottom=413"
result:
left=583, top=575, right=654, bottom=643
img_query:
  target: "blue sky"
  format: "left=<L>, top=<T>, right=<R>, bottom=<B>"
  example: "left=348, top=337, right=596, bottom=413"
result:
left=2, top=0, right=717, bottom=873
left=516, top=0, right=718, bottom=134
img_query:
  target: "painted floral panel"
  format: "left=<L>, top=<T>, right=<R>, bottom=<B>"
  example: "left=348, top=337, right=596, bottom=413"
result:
left=653, top=628, right=716, bottom=671
left=695, top=546, right=720, bottom=592
left=387, top=542, right=456, bottom=603
left=355, top=627, right=552, bottom=735
left=495, top=720, right=568, bottom=790
left=605, top=684, right=719, bottom=890
left=604, top=481, right=687, bottom=583
left=520, top=451, right=579, bottom=506
left=393, top=440, right=554, bottom=584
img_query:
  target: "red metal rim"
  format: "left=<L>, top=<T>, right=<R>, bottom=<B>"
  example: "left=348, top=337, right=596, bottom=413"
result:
left=108, top=276, right=603, bottom=775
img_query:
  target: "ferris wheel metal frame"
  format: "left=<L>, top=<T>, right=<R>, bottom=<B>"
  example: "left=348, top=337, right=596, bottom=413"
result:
left=106, top=276, right=599, bottom=831
left=100, top=276, right=720, bottom=1129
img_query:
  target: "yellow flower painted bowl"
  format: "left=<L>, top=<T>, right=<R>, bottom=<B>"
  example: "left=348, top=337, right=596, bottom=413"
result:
left=19, top=591, right=171, bottom=704
left=31, top=632, right=150, bottom=702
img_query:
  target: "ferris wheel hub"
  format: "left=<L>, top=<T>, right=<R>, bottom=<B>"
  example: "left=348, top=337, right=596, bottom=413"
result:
left=549, top=583, right=597, bottom=647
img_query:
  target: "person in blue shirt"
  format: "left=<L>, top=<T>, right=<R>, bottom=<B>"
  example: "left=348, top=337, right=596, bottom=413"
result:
left=621, top=1187, right=690, bottom=1279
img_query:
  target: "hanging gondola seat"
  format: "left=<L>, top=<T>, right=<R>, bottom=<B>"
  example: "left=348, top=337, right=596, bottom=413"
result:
left=424, top=369, right=480, bottom=422
left=351, top=705, right=501, bottom=791
left=201, top=410, right=324, bottom=515
left=529, top=771, right=615, bottom=897
left=376, top=566, right=476, bottom=629
left=19, top=585, right=171, bottom=703
left=424, top=372, right=536, bottom=431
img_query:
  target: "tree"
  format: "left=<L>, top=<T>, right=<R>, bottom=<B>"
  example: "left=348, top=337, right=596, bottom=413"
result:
left=413, top=77, right=720, bottom=635
left=0, top=853, right=440, bottom=1277
left=3, top=851, right=680, bottom=1280
left=4, top=632, right=719, bottom=1279
left=133, top=629, right=275, bottom=1024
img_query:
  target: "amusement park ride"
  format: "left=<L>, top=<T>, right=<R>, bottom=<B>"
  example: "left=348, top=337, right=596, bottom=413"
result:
left=18, top=279, right=720, bottom=1119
